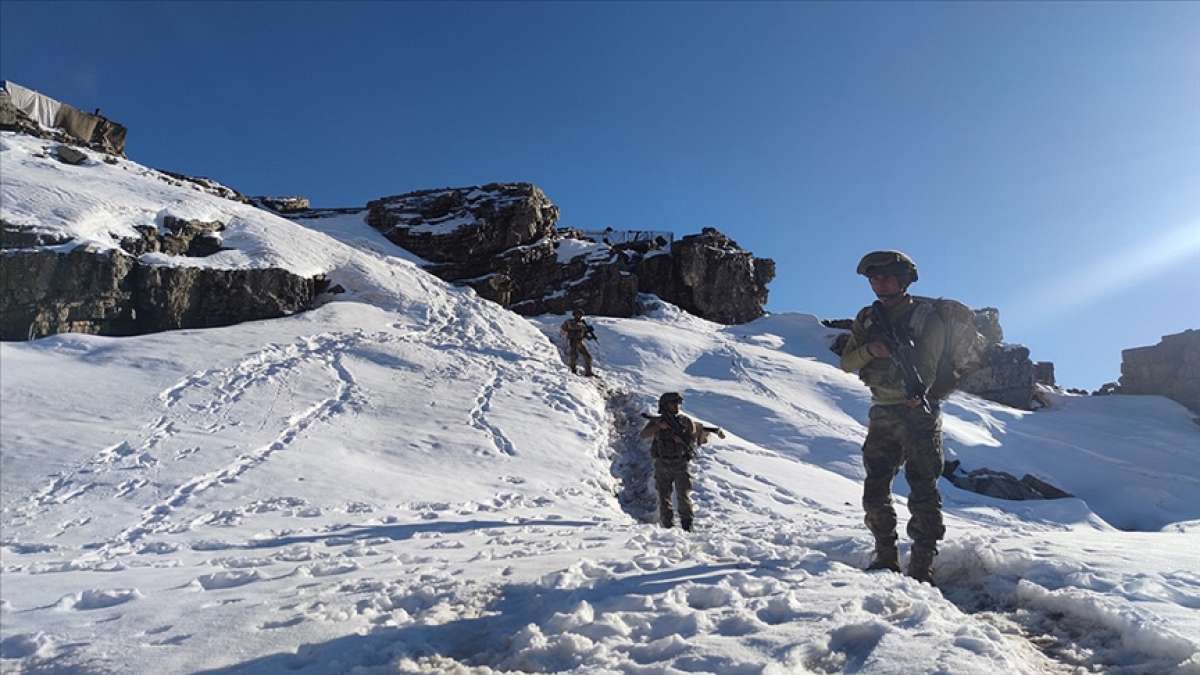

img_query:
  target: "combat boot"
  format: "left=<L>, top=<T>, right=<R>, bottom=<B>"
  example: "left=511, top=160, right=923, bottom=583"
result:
left=680, top=518, right=693, bottom=532
left=907, top=545, right=937, bottom=585
left=865, top=545, right=900, bottom=573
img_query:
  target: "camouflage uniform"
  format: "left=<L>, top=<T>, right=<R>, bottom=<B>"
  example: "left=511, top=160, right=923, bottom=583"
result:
left=643, top=403, right=711, bottom=530
left=841, top=295, right=947, bottom=564
left=559, top=317, right=594, bottom=376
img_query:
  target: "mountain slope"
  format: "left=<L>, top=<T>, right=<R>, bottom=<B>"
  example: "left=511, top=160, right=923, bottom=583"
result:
left=2, top=132, right=1199, bottom=674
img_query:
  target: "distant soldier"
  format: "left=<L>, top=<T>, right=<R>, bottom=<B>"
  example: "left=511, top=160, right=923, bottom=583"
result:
left=559, top=308, right=596, bottom=377
left=639, top=392, right=721, bottom=531
left=839, top=251, right=946, bottom=584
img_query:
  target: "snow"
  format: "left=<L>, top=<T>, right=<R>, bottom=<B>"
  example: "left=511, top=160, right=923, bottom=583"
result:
left=554, top=238, right=612, bottom=265
left=3, top=130, right=1200, bottom=674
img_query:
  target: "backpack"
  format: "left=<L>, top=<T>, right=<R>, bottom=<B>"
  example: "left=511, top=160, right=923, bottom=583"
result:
left=908, top=297, right=988, bottom=400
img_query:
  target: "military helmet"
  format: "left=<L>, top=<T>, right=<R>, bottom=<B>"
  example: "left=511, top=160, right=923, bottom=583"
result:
left=572, top=308, right=584, bottom=318
left=658, top=392, right=684, bottom=407
left=856, top=250, right=918, bottom=283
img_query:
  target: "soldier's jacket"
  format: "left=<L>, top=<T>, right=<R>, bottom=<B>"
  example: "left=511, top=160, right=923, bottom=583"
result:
left=649, top=413, right=709, bottom=468
left=839, top=296, right=945, bottom=406
left=560, top=318, right=591, bottom=343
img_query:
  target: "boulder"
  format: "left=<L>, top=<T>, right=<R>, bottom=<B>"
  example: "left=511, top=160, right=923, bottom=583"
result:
left=1118, top=329, right=1200, bottom=413
left=54, top=145, right=87, bottom=165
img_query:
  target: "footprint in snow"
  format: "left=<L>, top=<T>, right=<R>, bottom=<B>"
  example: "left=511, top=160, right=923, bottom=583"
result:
left=259, top=617, right=306, bottom=630
left=192, top=570, right=263, bottom=590
left=55, top=588, right=143, bottom=610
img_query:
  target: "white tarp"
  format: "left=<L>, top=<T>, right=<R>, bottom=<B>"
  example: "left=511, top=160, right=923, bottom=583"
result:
left=2, top=81, right=61, bottom=130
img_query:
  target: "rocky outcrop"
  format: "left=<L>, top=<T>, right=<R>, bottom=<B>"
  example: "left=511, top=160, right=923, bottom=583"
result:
left=361, top=185, right=774, bottom=324
left=1117, top=330, right=1200, bottom=414
left=1, top=228, right=325, bottom=340
left=1034, top=361, right=1056, bottom=386
left=943, top=460, right=1072, bottom=501
left=1, top=246, right=138, bottom=339
left=974, top=307, right=1003, bottom=344
left=636, top=228, right=775, bottom=325
left=367, top=184, right=559, bottom=265
left=116, top=216, right=227, bottom=257
left=959, top=343, right=1037, bottom=410
left=253, top=196, right=311, bottom=213
left=1, top=221, right=75, bottom=248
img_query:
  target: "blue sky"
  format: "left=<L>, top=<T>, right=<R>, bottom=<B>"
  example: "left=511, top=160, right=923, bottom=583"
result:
left=3, top=1, right=1197, bottom=390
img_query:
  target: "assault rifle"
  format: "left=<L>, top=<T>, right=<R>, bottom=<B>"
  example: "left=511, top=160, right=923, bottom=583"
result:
left=870, top=300, right=932, bottom=414
left=641, top=413, right=726, bottom=439
left=584, top=324, right=598, bottom=342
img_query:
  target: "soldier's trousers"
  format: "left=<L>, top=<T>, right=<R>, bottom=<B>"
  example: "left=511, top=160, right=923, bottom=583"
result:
left=568, top=340, right=593, bottom=374
left=654, top=462, right=693, bottom=527
left=861, top=403, right=945, bottom=550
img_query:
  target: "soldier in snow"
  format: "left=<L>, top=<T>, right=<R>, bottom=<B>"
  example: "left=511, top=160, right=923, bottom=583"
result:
left=559, top=308, right=596, bottom=377
left=839, top=251, right=946, bottom=584
left=639, top=392, right=721, bottom=532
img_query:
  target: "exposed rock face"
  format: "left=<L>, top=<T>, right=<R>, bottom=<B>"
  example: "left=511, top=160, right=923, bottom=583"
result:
left=637, top=228, right=775, bottom=325
left=362, top=185, right=774, bottom=324
left=367, top=184, right=559, bottom=265
left=1, top=246, right=138, bottom=339
left=954, top=307, right=1039, bottom=409
left=1034, top=361, right=1056, bottom=386
left=1, top=230, right=323, bottom=340
left=943, top=460, right=1072, bottom=501
left=974, top=307, right=1003, bottom=344
left=254, top=196, right=311, bottom=213
left=959, top=343, right=1036, bottom=410
left=1, top=220, right=75, bottom=248
left=116, top=217, right=227, bottom=257
left=1118, top=329, right=1200, bottom=413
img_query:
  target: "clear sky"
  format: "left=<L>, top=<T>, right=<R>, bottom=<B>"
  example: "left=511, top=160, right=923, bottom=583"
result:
left=3, top=1, right=1197, bottom=390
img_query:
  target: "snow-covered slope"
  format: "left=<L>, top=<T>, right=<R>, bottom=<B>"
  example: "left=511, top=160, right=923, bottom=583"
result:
left=2, top=132, right=1198, bottom=674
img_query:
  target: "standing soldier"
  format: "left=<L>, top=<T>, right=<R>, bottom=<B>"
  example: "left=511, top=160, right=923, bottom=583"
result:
left=559, top=308, right=596, bottom=377
left=639, top=392, right=714, bottom=532
left=839, top=251, right=946, bottom=584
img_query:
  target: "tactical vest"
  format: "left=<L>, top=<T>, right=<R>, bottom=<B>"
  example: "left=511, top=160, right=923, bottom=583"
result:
left=651, top=414, right=696, bottom=466
left=857, top=297, right=986, bottom=400
left=563, top=319, right=588, bottom=342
